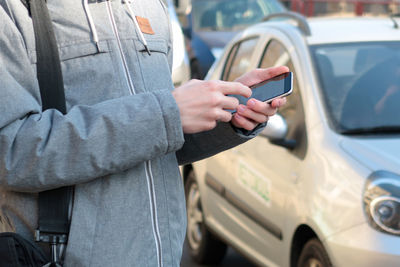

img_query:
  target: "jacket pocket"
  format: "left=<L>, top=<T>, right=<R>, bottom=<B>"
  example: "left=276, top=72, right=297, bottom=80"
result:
left=30, top=40, right=130, bottom=109
left=134, top=38, right=174, bottom=93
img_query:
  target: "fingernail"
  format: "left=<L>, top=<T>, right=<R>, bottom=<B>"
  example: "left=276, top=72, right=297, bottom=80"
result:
left=237, top=105, right=245, bottom=113
left=248, top=99, right=255, bottom=108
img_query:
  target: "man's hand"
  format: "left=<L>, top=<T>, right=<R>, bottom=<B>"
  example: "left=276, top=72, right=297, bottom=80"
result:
left=173, top=79, right=251, bottom=133
left=173, top=66, right=289, bottom=134
left=231, top=66, right=289, bottom=130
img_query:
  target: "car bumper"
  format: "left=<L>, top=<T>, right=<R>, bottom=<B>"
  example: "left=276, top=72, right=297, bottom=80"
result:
left=325, top=223, right=400, bottom=267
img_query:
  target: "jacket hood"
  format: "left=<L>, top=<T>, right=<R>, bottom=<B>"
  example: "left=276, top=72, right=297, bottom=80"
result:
left=340, top=136, right=400, bottom=173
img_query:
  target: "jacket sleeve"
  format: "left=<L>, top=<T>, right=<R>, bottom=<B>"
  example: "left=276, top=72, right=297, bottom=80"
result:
left=0, top=10, right=184, bottom=192
left=176, top=121, right=266, bottom=166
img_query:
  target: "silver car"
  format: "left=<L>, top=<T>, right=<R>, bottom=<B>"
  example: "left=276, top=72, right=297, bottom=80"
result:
left=182, top=12, right=400, bottom=267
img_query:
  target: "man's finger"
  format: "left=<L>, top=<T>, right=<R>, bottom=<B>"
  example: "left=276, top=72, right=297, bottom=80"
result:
left=217, top=110, right=234, bottom=123
left=231, top=113, right=259, bottom=130
left=236, top=66, right=290, bottom=87
left=220, top=96, right=240, bottom=111
left=208, top=80, right=252, bottom=98
left=270, top=97, right=287, bottom=109
left=247, top=99, right=277, bottom=116
left=236, top=105, right=268, bottom=124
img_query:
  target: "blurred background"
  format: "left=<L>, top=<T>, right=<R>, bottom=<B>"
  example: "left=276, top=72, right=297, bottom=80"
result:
left=163, top=1, right=400, bottom=266
left=168, top=0, right=400, bottom=84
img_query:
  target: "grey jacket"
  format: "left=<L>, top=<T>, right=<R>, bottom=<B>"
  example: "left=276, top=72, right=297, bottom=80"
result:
left=0, top=0, right=261, bottom=266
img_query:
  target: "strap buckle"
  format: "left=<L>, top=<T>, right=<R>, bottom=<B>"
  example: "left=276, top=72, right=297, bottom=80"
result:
left=35, top=230, right=67, bottom=266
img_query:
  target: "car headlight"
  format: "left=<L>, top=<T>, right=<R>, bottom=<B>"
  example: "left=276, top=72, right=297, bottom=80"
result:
left=363, top=171, right=400, bottom=236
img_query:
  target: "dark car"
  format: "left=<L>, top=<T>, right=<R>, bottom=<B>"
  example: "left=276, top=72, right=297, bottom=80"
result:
left=183, top=0, right=286, bottom=78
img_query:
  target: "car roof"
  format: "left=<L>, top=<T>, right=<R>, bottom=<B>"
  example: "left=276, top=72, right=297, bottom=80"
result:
left=244, top=14, right=400, bottom=46
left=307, top=16, right=400, bottom=44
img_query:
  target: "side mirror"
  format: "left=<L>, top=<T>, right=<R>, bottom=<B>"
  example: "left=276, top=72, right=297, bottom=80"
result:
left=260, top=114, right=287, bottom=139
left=260, top=114, right=297, bottom=149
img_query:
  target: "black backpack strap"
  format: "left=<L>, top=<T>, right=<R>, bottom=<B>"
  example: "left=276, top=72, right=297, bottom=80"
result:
left=29, top=0, right=67, bottom=113
left=27, top=0, right=74, bottom=265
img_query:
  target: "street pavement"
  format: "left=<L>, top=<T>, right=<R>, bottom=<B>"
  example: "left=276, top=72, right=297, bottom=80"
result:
left=180, top=241, right=257, bottom=267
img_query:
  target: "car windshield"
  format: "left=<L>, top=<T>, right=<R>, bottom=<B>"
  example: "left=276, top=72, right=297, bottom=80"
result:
left=191, top=0, right=285, bottom=31
left=311, top=42, right=400, bottom=134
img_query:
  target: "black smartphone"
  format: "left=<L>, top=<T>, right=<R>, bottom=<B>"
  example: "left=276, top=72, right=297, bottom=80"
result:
left=230, top=71, right=293, bottom=112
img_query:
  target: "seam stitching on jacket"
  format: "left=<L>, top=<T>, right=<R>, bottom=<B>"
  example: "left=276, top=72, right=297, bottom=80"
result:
left=0, top=2, right=29, bottom=54
left=87, top=184, right=102, bottom=267
left=160, top=157, right=175, bottom=265
left=151, top=92, right=171, bottom=154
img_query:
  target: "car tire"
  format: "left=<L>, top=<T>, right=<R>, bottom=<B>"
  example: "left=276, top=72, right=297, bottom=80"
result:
left=184, top=169, right=228, bottom=264
left=297, top=238, right=332, bottom=267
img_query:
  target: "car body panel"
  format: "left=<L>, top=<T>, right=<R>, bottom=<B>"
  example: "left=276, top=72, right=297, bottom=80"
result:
left=340, top=137, right=400, bottom=173
left=189, top=15, right=400, bottom=267
left=325, top=223, right=400, bottom=267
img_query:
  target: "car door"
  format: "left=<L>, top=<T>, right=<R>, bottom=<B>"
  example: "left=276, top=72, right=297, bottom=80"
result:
left=212, top=37, right=308, bottom=265
left=201, top=36, right=282, bottom=261
left=203, top=36, right=261, bottom=206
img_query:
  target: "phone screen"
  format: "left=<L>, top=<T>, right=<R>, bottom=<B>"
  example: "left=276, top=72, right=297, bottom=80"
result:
left=231, top=72, right=293, bottom=110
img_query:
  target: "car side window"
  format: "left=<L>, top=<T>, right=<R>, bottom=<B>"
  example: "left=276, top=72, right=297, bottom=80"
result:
left=259, top=40, right=307, bottom=159
left=223, top=37, right=259, bottom=81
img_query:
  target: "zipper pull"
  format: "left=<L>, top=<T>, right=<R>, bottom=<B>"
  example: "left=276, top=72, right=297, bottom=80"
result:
left=144, top=45, right=151, bottom=56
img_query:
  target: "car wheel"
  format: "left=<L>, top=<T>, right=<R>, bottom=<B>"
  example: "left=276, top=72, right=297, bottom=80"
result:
left=184, top=169, right=228, bottom=264
left=297, top=238, right=332, bottom=267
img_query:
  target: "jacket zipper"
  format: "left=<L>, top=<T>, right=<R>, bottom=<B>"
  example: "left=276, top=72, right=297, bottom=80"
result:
left=105, top=2, right=163, bottom=266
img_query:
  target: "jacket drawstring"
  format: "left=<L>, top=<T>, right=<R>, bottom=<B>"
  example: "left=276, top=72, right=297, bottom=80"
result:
left=124, top=0, right=151, bottom=55
left=83, top=0, right=100, bottom=53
